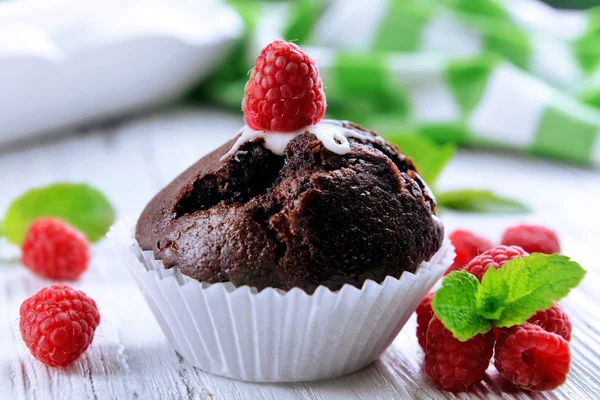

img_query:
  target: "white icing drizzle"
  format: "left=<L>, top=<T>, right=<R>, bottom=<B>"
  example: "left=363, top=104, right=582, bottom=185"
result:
left=220, top=119, right=440, bottom=211
left=220, top=119, right=386, bottom=161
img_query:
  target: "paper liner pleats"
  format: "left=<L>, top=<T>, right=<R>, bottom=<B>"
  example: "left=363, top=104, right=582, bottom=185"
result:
left=108, top=218, right=453, bottom=382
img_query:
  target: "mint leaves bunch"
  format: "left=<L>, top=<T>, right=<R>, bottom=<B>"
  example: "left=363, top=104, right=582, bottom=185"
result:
left=432, top=253, right=586, bottom=341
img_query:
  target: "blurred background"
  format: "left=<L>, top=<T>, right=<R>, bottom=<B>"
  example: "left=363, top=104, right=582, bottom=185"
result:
left=0, top=0, right=599, bottom=225
left=0, top=0, right=600, bottom=399
left=1, top=2, right=599, bottom=397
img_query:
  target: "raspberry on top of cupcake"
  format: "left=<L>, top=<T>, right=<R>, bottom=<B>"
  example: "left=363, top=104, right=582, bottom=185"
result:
left=136, top=40, right=444, bottom=293
left=242, top=39, right=326, bottom=133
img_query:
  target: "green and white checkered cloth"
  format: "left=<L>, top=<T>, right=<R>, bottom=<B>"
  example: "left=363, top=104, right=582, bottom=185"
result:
left=193, top=0, right=600, bottom=166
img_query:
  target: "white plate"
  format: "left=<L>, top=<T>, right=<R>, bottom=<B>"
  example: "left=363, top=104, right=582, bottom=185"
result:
left=0, top=0, right=243, bottom=145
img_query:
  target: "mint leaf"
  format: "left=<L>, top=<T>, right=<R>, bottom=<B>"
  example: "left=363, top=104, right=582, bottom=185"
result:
left=432, top=271, right=491, bottom=341
left=3, top=183, right=115, bottom=245
left=475, top=267, right=508, bottom=320
left=488, top=254, right=586, bottom=327
left=436, top=189, right=529, bottom=214
left=383, top=133, right=455, bottom=186
left=433, top=255, right=585, bottom=342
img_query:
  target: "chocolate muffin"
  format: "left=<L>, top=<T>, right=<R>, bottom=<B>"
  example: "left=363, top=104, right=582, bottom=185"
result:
left=136, top=121, right=444, bottom=293
left=120, top=40, right=452, bottom=383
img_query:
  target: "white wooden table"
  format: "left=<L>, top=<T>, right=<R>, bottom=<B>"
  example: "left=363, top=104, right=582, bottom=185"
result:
left=1, top=108, right=599, bottom=399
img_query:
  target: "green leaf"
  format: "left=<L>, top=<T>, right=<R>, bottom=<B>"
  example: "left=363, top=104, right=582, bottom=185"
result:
left=475, top=266, right=508, bottom=320
left=436, top=189, right=529, bottom=214
left=3, top=183, right=115, bottom=245
left=432, top=271, right=491, bottom=341
left=491, top=254, right=586, bottom=327
left=383, top=133, right=455, bottom=186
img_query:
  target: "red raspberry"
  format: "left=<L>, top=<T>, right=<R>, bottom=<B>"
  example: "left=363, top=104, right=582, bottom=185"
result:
left=494, top=324, right=570, bottom=391
left=242, top=40, right=326, bottom=132
left=446, top=230, right=495, bottom=274
left=527, top=302, right=571, bottom=341
left=424, top=316, right=495, bottom=392
left=416, top=292, right=435, bottom=351
left=464, top=245, right=528, bottom=281
left=501, top=224, right=560, bottom=255
left=22, top=218, right=90, bottom=281
left=20, top=285, right=100, bottom=367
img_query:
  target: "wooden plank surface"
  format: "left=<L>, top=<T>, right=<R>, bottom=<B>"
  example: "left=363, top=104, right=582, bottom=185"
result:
left=0, top=108, right=599, bottom=399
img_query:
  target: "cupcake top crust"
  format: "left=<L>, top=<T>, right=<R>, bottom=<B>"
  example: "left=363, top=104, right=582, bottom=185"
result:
left=135, top=40, right=444, bottom=293
left=135, top=121, right=444, bottom=293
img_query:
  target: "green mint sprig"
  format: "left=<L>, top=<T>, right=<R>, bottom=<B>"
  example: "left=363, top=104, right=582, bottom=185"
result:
left=432, top=254, right=586, bottom=342
left=2, top=183, right=115, bottom=245
left=383, top=133, right=529, bottom=214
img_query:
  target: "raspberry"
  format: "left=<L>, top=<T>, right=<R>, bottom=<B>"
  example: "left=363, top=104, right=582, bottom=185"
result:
left=242, top=40, right=326, bottom=132
left=416, top=292, right=435, bottom=351
left=527, top=302, right=572, bottom=341
left=501, top=224, right=560, bottom=255
left=464, top=245, right=528, bottom=281
left=22, top=218, right=90, bottom=281
left=446, top=230, right=495, bottom=274
left=494, top=324, right=570, bottom=391
left=424, top=317, right=495, bottom=392
left=19, top=285, right=100, bottom=367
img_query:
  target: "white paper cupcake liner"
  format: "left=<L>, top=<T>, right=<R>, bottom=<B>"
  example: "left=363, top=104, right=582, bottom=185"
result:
left=108, top=218, right=454, bottom=382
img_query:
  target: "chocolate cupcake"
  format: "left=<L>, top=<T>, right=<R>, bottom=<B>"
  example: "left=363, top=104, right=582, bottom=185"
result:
left=110, top=40, right=453, bottom=382
left=136, top=120, right=443, bottom=293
